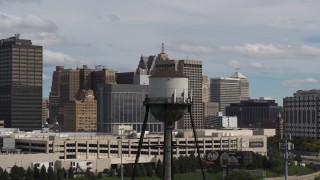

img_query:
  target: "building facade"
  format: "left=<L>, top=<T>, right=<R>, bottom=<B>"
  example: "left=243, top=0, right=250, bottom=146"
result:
left=49, top=66, right=64, bottom=123
left=283, top=90, right=320, bottom=138
left=64, top=90, right=97, bottom=132
left=205, top=112, right=238, bottom=129
left=97, top=84, right=163, bottom=133
left=42, top=98, right=49, bottom=125
left=0, top=34, right=43, bottom=131
left=210, top=72, right=249, bottom=115
left=226, top=98, right=282, bottom=128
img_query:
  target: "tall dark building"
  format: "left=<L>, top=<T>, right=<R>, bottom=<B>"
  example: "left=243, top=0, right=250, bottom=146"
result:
left=49, top=66, right=64, bottom=123
left=226, top=98, right=282, bottom=128
left=0, top=34, right=43, bottom=131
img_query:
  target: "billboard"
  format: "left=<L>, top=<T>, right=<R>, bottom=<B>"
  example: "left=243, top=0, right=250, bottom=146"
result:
left=205, top=150, right=253, bottom=168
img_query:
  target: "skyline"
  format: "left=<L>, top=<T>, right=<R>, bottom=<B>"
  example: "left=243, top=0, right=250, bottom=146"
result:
left=1, top=0, right=320, bottom=105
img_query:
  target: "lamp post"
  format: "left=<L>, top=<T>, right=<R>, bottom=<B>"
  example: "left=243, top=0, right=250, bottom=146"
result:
left=120, top=128, right=124, bottom=180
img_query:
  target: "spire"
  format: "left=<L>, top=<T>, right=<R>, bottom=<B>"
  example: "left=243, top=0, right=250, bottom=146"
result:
left=161, top=42, right=165, bottom=53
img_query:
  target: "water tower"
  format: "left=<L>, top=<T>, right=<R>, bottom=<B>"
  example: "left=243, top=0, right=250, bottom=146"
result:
left=131, top=70, right=205, bottom=180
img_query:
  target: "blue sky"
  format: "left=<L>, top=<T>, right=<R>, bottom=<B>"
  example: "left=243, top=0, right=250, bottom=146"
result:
left=1, top=0, right=320, bottom=105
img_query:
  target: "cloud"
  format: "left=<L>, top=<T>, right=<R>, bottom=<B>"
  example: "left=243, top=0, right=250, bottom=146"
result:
left=282, top=78, right=319, bottom=88
left=221, top=43, right=320, bottom=59
left=43, top=50, right=84, bottom=67
left=227, top=60, right=267, bottom=70
left=0, top=12, right=57, bottom=33
left=170, top=42, right=213, bottom=55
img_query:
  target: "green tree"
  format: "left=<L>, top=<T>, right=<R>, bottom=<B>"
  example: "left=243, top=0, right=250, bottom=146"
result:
left=108, top=168, right=115, bottom=177
left=47, top=166, right=56, bottom=180
left=294, top=154, right=302, bottom=164
left=124, top=164, right=133, bottom=177
left=0, top=167, right=3, bottom=178
left=146, top=163, right=154, bottom=177
left=269, top=150, right=284, bottom=173
left=68, top=167, right=74, bottom=179
left=139, top=164, right=146, bottom=177
left=62, top=167, right=67, bottom=178
left=39, top=165, right=47, bottom=180
left=155, top=159, right=163, bottom=178
left=10, top=165, right=24, bottom=180
left=25, top=167, right=33, bottom=180
left=34, top=164, right=40, bottom=179
left=189, top=153, right=197, bottom=172
left=97, top=172, right=102, bottom=179
left=56, top=168, right=64, bottom=180
left=2, top=170, right=9, bottom=180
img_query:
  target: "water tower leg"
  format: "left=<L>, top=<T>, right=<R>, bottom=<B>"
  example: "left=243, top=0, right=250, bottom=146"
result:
left=164, top=122, right=173, bottom=180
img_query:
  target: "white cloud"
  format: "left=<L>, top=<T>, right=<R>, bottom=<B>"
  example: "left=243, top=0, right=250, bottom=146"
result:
left=170, top=42, right=213, bottom=55
left=227, top=60, right=267, bottom=71
left=0, top=12, right=57, bottom=33
left=221, top=43, right=320, bottom=59
left=282, top=78, right=319, bottom=88
left=43, top=50, right=84, bottom=67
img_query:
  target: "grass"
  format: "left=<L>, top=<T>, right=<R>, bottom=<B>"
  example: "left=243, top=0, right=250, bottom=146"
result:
left=262, top=165, right=314, bottom=178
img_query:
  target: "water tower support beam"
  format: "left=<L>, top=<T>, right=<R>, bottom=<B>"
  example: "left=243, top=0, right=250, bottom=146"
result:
left=188, top=105, right=206, bottom=180
left=131, top=104, right=149, bottom=180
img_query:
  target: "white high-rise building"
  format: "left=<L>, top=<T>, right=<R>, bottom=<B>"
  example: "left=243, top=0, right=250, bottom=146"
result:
left=210, top=72, right=249, bottom=115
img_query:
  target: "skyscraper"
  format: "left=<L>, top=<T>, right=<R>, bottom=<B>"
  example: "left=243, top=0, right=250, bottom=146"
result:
left=0, top=34, right=43, bottom=131
left=49, top=66, right=64, bottom=123
left=210, top=72, right=249, bottom=115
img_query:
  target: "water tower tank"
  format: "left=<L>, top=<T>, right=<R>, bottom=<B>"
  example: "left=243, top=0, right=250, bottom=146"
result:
left=147, top=70, right=190, bottom=123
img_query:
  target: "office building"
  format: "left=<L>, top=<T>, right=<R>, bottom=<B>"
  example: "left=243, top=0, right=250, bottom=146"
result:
left=210, top=72, right=249, bottom=115
left=0, top=34, right=42, bottom=131
left=91, top=65, right=116, bottom=94
left=42, top=98, right=49, bottom=124
left=97, top=84, right=162, bottom=133
left=283, top=90, right=320, bottom=138
left=205, top=112, right=237, bottom=129
left=226, top=98, right=282, bottom=128
left=64, top=90, right=96, bottom=132
left=80, top=65, right=91, bottom=90
left=49, top=66, right=64, bottom=123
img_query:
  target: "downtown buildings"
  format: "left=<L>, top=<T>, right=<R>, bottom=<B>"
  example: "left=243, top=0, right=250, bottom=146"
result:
left=210, top=72, right=250, bottom=115
left=283, top=90, right=320, bottom=138
left=0, top=34, right=43, bottom=131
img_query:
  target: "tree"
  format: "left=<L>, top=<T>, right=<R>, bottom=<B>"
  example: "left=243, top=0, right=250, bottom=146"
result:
left=34, top=164, right=40, bottom=179
left=39, top=165, right=47, bottom=180
left=146, top=163, right=154, bottom=177
left=97, top=172, right=103, bottom=179
left=123, top=164, right=133, bottom=177
left=155, top=159, right=163, bottom=178
left=108, top=168, right=115, bottom=177
left=139, top=164, right=146, bottom=177
left=2, top=170, right=9, bottom=180
left=68, top=167, right=74, bottom=179
left=0, top=167, right=3, bottom=178
left=56, top=168, right=64, bottom=180
left=189, top=153, right=197, bottom=172
left=10, top=165, right=24, bottom=180
left=62, top=167, right=67, bottom=178
left=25, top=167, right=33, bottom=180
left=47, top=166, right=56, bottom=180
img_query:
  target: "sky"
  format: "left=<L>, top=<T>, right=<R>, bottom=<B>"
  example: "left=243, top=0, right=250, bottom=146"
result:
left=1, top=0, right=320, bottom=105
